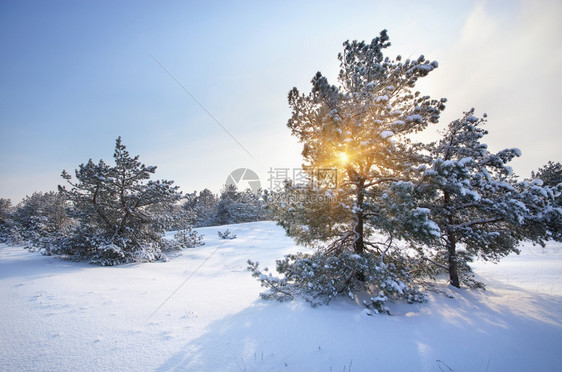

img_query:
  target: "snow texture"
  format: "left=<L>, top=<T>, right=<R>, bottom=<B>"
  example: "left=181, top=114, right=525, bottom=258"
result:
left=1, top=221, right=562, bottom=371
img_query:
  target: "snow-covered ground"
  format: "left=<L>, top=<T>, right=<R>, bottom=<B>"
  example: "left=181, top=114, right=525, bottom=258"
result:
left=1, top=221, right=561, bottom=371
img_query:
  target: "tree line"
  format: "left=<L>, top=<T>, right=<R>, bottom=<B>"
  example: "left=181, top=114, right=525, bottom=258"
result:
left=0, top=137, right=269, bottom=265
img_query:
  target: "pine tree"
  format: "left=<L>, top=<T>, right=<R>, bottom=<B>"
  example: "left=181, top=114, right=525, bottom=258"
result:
left=11, top=191, right=71, bottom=250
left=0, top=198, right=12, bottom=225
left=532, top=161, right=562, bottom=206
left=253, top=31, right=444, bottom=310
left=284, top=29, right=445, bottom=253
left=213, top=185, right=240, bottom=225
left=530, top=161, right=562, bottom=241
left=532, top=161, right=562, bottom=187
left=0, top=198, right=14, bottom=243
left=212, top=185, right=268, bottom=226
left=59, top=137, right=183, bottom=265
left=0, top=198, right=11, bottom=225
left=418, top=110, right=562, bottom=287
left=183, top=188, right=219, bottom=227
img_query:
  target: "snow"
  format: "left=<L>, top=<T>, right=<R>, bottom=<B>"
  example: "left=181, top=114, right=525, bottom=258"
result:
left=405, top=114, right=422, bottom=123
left=423, top=169, right=438, bottom=177
left=531, top=185, right=549, bottom=198
left=2, top=221, right=562, bottom=371
left=459, top=186, right=481, bottom=201
left=380, top=130, right=394, bottom=139
left=426, top=220, right=442, bottom=237
left=375, top=95, right=389, bottom=103
left=414, top=64, right=436, bottom=72
left=459, top=156, right=473, bottom=166
left=532, top=179, right=544, bottom=186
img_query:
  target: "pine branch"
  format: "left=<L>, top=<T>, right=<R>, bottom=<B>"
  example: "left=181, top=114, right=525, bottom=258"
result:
left=364, top=177, right=403, bottom=187
left=423, top=257, right=449, bottom=270
left=449, top=217, right=503, bottom=229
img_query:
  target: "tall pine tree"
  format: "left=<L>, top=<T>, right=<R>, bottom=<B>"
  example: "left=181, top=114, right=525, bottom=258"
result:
left=252, top=31, right=444, bottom=310
left=283, top=30, right=445, bottom=253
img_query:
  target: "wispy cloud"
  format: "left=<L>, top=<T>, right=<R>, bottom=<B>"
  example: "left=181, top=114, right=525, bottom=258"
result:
left=427, top=0, right=562, bottom=176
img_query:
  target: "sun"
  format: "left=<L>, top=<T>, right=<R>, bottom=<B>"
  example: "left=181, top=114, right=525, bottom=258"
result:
left=337, top=151, right=349, bottom=164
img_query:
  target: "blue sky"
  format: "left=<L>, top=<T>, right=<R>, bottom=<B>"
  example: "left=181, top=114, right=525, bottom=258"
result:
left=1, top=0, right=561, bottom=203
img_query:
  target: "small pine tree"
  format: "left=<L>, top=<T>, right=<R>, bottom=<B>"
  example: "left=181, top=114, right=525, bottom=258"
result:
left=59, top=137, right=183, bottom=265
left=218, top=229, right=236, bottom=239
left=173, top=227, right=204, bottom=248
left=214, top=186, right=238, bottom=225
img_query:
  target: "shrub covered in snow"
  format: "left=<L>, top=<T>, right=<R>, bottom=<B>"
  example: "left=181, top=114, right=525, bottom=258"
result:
left=248, top=249, right=425, bottom=313
left=174, top=227, right=205, bottom=248
left=218, top=229, right=237, bottom=240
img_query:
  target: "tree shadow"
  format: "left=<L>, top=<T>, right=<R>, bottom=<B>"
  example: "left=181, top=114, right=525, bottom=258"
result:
left=156, top=299, right=408, bottom=372
left=157, top=285, right=562, bottom=372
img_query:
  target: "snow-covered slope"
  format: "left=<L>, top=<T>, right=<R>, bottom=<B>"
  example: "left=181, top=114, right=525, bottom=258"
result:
left=1, top=221, right=561, bottom=371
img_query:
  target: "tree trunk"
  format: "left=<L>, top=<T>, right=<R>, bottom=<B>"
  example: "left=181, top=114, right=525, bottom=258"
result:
left=447, top=233, right=460, bottom=288
left=353, top=179, right=365, bottom=255
left=444, top=190, right=460, bottom=288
